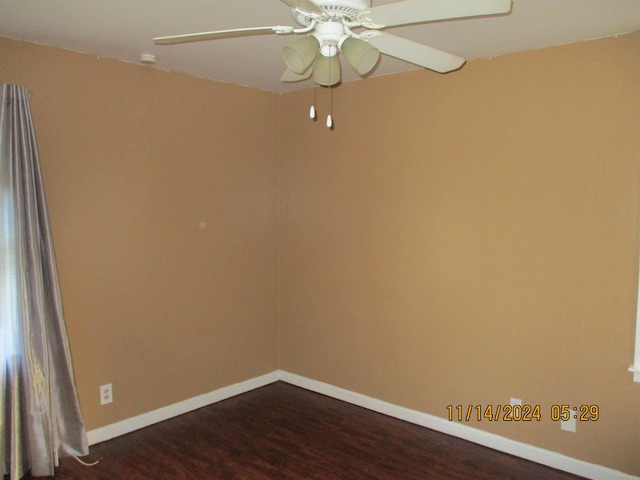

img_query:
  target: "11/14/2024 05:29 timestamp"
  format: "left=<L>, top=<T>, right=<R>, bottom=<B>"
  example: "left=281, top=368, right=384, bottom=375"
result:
left=446, top=404, right=599, bottom=422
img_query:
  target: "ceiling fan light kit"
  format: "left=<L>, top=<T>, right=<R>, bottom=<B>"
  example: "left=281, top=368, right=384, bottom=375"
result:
left=313, top=53, right=341, bottom=86
left=283, top=35, right=320, bottom=74
left=340, top=37, right=380, bottom=76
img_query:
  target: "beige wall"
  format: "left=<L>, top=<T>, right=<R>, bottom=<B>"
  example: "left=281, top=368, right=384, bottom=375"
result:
left=2, top=31, right=640, bottom=476
left=0, top=37, right=281, bottom=428
left=280, top=32, right=640, bottom=475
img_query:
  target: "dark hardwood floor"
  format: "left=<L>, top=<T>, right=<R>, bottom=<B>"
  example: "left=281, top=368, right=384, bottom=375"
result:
left=13, top=382, right=584, bottom=479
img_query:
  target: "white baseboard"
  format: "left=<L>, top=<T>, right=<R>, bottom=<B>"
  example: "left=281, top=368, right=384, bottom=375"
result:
left=87, top=369, right=638, bottom=480
left=87, top=371, right=280, bottom=445
left=278, top=371, right=639, bottom=480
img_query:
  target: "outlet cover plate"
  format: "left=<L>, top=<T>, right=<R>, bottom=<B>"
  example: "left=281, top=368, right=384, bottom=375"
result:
left=100, top=383, right=113, bottom=405
left=561, top=410, right=576, bottom=432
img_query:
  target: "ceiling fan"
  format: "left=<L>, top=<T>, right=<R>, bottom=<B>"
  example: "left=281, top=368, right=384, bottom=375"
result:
left=153, top=0, right=513, bottom=87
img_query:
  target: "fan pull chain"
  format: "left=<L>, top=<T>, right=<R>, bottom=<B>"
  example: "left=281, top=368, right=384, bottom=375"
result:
left=326, top=88, right=333, bottom=129
left=327, top=59, right=334, bottom=129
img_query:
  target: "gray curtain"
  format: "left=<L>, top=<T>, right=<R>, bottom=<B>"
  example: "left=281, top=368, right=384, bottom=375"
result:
left=1, top=84, right=88, bottom=479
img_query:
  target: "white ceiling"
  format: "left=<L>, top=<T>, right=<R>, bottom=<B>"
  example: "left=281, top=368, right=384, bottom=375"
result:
left=1, top=0, right=639, bottom=93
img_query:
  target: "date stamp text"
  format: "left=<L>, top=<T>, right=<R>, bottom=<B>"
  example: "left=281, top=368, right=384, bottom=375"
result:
left=446, top=404, right=599, bottom=422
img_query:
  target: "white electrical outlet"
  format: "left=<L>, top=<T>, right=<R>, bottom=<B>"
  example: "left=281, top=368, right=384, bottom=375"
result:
left=510, top=397, right=522, bottom=406
left=561, top=408, right=577, bottom=432
left=100, top=383, right=113, bottom=405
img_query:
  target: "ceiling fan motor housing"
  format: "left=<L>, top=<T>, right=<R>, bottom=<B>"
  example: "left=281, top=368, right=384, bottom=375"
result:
left=291, top=0, right=371, bottom=26
left=315, top=0, right=371, bottom=19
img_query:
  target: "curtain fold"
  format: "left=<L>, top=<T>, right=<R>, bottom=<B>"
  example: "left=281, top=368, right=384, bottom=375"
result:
left=1, top=84, right=88, bottom=479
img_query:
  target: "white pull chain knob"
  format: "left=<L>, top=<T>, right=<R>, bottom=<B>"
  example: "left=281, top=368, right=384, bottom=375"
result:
left=326, top=114, right=333, bottom=129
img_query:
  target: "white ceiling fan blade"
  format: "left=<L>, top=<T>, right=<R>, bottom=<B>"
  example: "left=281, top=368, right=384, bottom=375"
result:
left=154, top=26, right=295, bottom=45
left=360, top=0, right=512, bottom=28
left=365, top=32, right=465, bottom=73
left=279, top=0, right=323, bottom=16
left=281, top=67, right=313, bottom=82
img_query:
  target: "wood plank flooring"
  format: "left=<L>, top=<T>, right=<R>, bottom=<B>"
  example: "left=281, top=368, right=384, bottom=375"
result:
left=13, top=382, right=584, bottom=479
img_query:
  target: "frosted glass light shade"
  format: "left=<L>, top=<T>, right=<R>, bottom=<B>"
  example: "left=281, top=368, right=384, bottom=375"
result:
left=313, top=54, right=341, bottom=86
left=341, top=37, right=380, bottom=76
left=282, top=36, right=320, bottom=74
